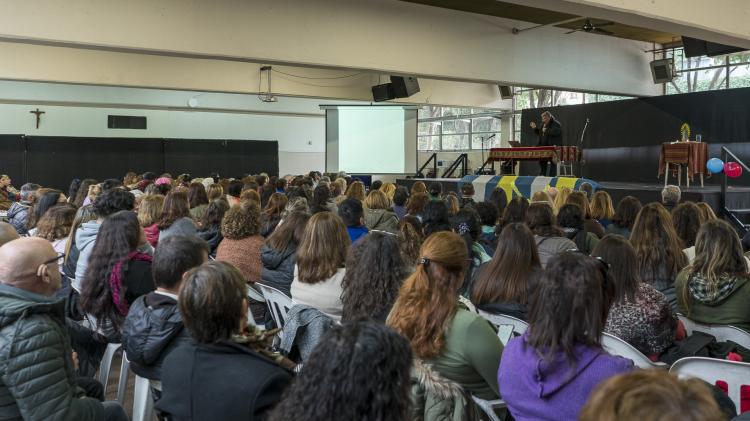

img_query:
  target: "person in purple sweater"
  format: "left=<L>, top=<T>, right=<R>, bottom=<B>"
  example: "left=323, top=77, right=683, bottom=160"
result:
left=498, top=252, right=634, bottom=421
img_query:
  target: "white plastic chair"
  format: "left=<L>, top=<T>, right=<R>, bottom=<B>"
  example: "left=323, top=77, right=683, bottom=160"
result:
left=477, top=310, right=528, bottom=345
left=670, top=357, right=750, bottom=414
left=116, top=354, right=130, bottom=403
left=257, top=284, right=293, bottom=328
left=132, top=374, right=155, bottom=421
left=472, top=396, right=506, bottom=421
left=97, top=342, right=122, bottom=391
left=677, top=314, right=750, bottom=349
left=246, top=285, right=266, bottom=331
left=600, top=332, right=668, bottom=369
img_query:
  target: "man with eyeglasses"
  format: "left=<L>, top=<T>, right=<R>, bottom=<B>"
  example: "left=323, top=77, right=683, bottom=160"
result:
left=0, top=238, right=127, bottom=421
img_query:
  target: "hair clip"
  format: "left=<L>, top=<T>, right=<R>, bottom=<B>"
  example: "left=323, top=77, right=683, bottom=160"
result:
left=419, top=257, right=430, bottom=266
left=457, top=222, right=470, bottom=236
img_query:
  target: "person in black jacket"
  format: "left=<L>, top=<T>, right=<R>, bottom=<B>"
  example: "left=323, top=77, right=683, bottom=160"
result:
left=156, top=261, right=293, bottom=421
left=121, top=235, right=208, bottom=383
left=261, top=211, right=310, bottom=297
left=530, top=111, right=562, bottom=176
left=196, top=198, right=229, bottom=258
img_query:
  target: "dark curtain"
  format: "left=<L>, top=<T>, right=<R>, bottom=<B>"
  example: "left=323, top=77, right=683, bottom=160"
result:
left=0, top=134, right=25, bottom=186
left=164, top=138, right=278, bottom=179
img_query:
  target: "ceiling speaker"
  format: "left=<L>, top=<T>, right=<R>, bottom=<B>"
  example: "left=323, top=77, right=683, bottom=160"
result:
left=650, top=59, right=675, bottom=84
left=499, top=85, right=513, bottom=100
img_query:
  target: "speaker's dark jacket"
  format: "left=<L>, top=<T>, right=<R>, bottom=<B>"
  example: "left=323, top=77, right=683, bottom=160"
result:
left=534, top=118, right=562, bottom=146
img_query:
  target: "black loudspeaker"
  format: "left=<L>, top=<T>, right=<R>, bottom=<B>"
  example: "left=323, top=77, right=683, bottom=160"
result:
left=499, top=85, right=513, bottom=99
left=650, top=59, right=675, bottom=84
left=390, top=76, right=420, bottom=98
left=372, top=83, right=395, bottom=102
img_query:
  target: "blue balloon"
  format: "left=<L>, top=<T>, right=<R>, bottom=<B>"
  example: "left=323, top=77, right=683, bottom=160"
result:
left=707, top=158, right=724, bottom=174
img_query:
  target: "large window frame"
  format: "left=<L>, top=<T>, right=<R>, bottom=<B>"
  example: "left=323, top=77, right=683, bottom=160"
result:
left=418, top=106, right=502, bottom=152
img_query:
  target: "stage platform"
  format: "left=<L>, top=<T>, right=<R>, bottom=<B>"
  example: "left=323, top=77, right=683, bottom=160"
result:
left=396, top=177, right=750, bottom=216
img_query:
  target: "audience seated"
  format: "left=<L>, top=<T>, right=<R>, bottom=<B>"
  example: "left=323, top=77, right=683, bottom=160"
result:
left=206, top=183, right=223, bottom=201
left=566, top=191, right=605, bottom=238
left=676, top=219, right=750, bottom=332
left=475, top=202, right=499, bottom=254
left=26, top=188, right=67, bottom=236
left=558, top=203, right=599, bottom=254
left=80, top=210, right=155, bottom=339
left=488, top=187, right=508, bottom=218
left=410, top=180, right=427, bottom=196
left=498, top=252, right=633, bottom=421
left=422, top=200, right=451, bottom=237
left=444, top=192, right=460, bottom=216
left=0, top=221, right=20, bottom=246
left=526, top=202, right=576, bottom=268
left=630, top=203, right=688, bottom=310
left=592, top=235, right=678, bottom=357
left=291, top=212, right=349, bottom=322
left=590, top=190, right=615, bottom=229
left=196, top=198, right=229, bottom=257
left=74, top=189, right=137, bottom=292
left=672, top=201, right=702, bottom=262
left=0, top=238, right=128, bottom=421
left=338, top=198, right=369, bottom=243
left=261, top=211, right=311, bottom=297
left=459, top=183, right=476, bottom=209
left=157, top=191, right=197, bottom=241
left=240, top=188, right=261, bottom=205
left=552, top=186, right=571, bottom=212
left=137, top=193, right=164, bottom=247
left=579, top=370, right=723, bottom=421
left=388, top=231, right=503, bottom=400
left=696, top=201, right=718, bottom=222
left=156, top=261, right=292, bottom=420
left=381, top=181, right=397, bottom=200
left=579, top=181, right=594, bottom=199
left=261, top=192, right=288, bottom=237
left=605, top=195, right=642, bottom=239
left=269, top=320, right=411, bottom=421
left=531, top=190, right=555, bottom=210
left=187, top=182, right=209, bottom=221
left=451, top=208, right=491, bottom=295
left=35, top=203, right=76, bottom=255
left=310, top=184, right=337, bottom=215
left=226, top=179, right=243, bottom=206
left=662, top=184, right=681, bottom=212
left=498, top=196, right=528, bottom=229
left=341, top=232, right=409, bottom=322
left=122, top=235, right=208, bottom=382
left=7, top=182, right=39, bottom=234
left=471, top=223, right=541, bottom=320
left=428, top=182, right=443, bottom=201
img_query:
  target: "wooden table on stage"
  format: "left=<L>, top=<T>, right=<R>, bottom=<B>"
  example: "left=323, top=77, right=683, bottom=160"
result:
left=488, top=146, right=581, bottom=175
left=658, top=141, right=708, bottom=188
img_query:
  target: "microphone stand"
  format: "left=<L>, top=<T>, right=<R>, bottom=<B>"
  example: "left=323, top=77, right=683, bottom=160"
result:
left=480, top=134, right=496, bottom=175
left=579, top=118, right=590, bottom=178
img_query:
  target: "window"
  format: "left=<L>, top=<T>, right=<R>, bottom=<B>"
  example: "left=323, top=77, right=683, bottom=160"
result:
left=417, top=106, right=502, bottom=151
left=663, top=47, right=750, bottom=94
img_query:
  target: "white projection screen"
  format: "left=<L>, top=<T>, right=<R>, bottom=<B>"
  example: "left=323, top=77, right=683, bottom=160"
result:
left=324, top=105, right=417, bottom=174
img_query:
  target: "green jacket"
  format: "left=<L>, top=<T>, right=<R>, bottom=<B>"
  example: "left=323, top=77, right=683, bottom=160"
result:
left=675, top=268, right=750, bottom=332
left=0, top=284, right=104, bottom=421
left=409, top=360, right=479, bottom=421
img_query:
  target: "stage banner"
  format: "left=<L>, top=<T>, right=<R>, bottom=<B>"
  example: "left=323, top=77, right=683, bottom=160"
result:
left=460, top=175, right=600, bottom=202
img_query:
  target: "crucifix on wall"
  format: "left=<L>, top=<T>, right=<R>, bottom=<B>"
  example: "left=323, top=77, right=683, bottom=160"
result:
left=30, top=108, right=45, bottom=129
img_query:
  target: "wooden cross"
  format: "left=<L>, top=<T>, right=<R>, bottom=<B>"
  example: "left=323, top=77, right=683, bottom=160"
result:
left=30, top=108, right=45, bottom=129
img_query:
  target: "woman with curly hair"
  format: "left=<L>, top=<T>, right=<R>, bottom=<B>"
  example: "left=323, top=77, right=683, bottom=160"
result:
left=157, top=191, right=197, bottom=242
left=80, top=210, right=154, bottom=338
left=399, top=215, right=423, bottom=267
left=260, top=192, right=288, bottom=237
left=216, top=200, right=264, bottom=284
left=310, top=184, right=337, bottom=215
left=291, top=212, right=350, bottom=322
left=35, top=203, right=76, bottom=255
left=269, top=321, right=412, bottom=421
left=388, top=231, right=503, bottom=400
left=341, top=232, right=410, bottom=322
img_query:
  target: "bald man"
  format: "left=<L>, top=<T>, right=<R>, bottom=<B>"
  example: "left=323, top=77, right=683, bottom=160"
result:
left=0, top=238, right=127, bottom=421
left=0, top=221, right=19, bottom=247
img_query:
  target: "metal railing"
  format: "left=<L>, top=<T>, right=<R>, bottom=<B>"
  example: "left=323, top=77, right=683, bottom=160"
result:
left=416, top=153, right=437, bottom=178
left=720, top=146, right=750, bottom=233
left=442, top=154, right=468, bottom=178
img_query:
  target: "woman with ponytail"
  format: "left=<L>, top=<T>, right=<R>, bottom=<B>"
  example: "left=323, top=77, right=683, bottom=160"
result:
left=80, top=210, right=154, bottom=340
left=387, top=231, right=503, bottom=400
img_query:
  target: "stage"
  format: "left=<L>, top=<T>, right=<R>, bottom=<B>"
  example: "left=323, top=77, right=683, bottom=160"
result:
left=396, top=177, right=750, bottom=217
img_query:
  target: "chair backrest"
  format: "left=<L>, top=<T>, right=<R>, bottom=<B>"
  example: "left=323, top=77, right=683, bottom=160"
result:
left=601, top=332, right=667, bottom=369
left=670, top=356, right=750, bottom=414
left=257, top=283, right=293, bottom=328
left=477, top=310, right=528, bottom=345
left=132, top=374, right=155, bottom=421
left=677, top=314, right=750, bottom=350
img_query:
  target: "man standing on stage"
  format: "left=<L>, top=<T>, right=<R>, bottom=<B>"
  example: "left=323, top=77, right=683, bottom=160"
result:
left=530, top=111, right=562, bottom=176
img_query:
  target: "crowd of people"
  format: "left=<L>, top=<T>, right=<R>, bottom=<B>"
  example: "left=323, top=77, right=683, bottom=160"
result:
left=0, top=170, right=748, bottom=420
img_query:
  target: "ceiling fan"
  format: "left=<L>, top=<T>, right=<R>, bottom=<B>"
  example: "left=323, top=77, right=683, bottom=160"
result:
left=565, top=18, right=615, bottom=35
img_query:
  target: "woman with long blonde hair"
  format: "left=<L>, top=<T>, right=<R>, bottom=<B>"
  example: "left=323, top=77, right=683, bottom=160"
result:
left=553, top=187, right=571, bottom=212
left=345, top=181, right=366, bottom=202
left=381, top=182, right=397, bottom=200
left=290, top=212, right=350, bottom=322
left=387, top=231, right=502, bottom=400
left=590, top=191, right=615, bottom=228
